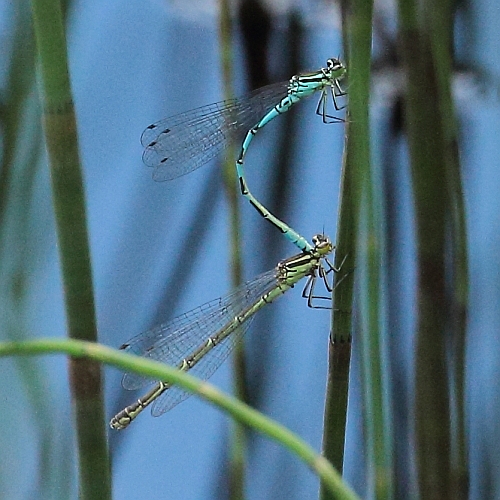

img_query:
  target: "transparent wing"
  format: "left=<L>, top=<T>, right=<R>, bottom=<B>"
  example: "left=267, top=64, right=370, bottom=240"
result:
left=120, top=266, right=280, bottom=412
left=151, top=319, right=254, bottom=415
left=141, top=81, right=290, bottom=181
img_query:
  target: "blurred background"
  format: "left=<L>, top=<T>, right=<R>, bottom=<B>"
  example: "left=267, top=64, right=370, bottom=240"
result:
left=0, top=0, right=499, bottom=499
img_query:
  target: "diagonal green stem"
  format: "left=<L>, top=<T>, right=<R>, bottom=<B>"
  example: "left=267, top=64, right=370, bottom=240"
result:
left=0, top=338, right=360, bottom=500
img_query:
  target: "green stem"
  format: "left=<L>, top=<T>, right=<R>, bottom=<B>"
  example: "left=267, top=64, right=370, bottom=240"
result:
left=0, top=339, right=360, bottom=500
left=30, top=1, right=111, bottom=498
left=218, top=0, right=247, bottom=497
left=322, top=2, right=379, bottom=495
left=427, top=2, right=469, bottom=496
left=346, top=0, right=393, bottom=497
left=219, top=2, right=242, bottom=286
left=398, top=0, right=455, bottom=496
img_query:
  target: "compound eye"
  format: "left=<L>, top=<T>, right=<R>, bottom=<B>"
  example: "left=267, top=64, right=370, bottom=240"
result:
left=327, top=58, right=342, bottom=70
left=312, top=234, right=327, bottom=246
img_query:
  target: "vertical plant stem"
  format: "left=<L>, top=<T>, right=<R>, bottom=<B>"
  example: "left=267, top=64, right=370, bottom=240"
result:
left=427, top=2, right=469, bottom=496
left=347, top=0, right=394, bottom=497
left=398, top=0, right=456, bottom=497
left=218, top=0, right=246, bottom=498
left=321, top=119, right=357, bottom=480
left=30, top=1, right=111, bottom=499
left=322, top=2, right=383, bottom=497
left=0, top=3, right=36, bottom=228
left=358, top=176, right=393, bottom=499
left=321, top=11, right=359, bottom=486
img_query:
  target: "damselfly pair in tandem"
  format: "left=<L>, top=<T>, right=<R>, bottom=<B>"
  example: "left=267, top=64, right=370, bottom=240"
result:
left=110, top=58, right=347, bottom=429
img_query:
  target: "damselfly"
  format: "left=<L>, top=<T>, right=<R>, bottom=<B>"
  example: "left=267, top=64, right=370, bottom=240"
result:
left=141, top=58, right=347, bottom=252
left=110, top=234, right=337, bottom=430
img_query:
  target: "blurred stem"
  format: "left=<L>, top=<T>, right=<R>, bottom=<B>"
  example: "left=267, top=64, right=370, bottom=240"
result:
left=0, top=3, right=36, bottom=228
left=346, top=0, right=394, bottom=498
left=357, top=177, right=393, bottom=499
left=0, top=338, right=361, bottom=500
left=427, top=2, right=469, bottom=496
left=218, top=0, right=246, bottom=498
left=2, top=5, right=73, bottom=498
left=346, top=0, right=393, bottom=498
left=398, top=0, right=455, bottom=497
left=30, top=1, right=111, bottom=499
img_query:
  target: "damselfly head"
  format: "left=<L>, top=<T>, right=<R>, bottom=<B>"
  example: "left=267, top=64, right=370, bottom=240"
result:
left=311, top=234, right=334, bottom=255
left=325, top=58, right=346, bottom=80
